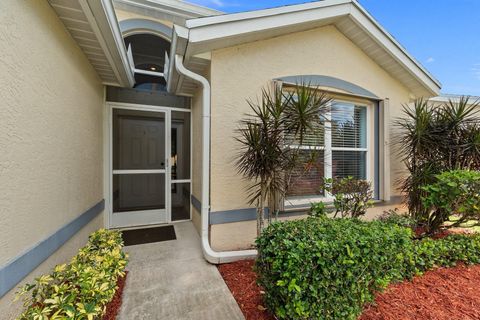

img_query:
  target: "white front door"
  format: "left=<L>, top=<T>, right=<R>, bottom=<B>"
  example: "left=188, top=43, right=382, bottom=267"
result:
left=110, top=107, right=170, bottom=228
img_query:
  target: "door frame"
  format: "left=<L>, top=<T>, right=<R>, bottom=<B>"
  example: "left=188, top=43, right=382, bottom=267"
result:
left=104, top=101, right=192, bottom=229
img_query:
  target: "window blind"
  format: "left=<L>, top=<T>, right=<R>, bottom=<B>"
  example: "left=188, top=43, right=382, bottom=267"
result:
left=332, top=150, right=367, bottom=179
left=331, top=103, right=367, bottom=149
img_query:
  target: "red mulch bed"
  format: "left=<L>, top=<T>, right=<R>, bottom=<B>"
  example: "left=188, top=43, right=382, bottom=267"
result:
left=103, top=271, right=128, bottom=320
left=217, top=260, right=275, bottom=320
left=360, top=264, right=480, bottom=320
left=413, top=227, right=472, bottom=239
left=219, top=260, right=480, bottom=320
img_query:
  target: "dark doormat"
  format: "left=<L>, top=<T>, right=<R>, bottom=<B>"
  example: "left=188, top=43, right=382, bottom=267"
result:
left=122, top=225, right=176, bottom=246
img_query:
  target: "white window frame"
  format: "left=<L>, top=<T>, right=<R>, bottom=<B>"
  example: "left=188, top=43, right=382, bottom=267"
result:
left=285, top=98, right=373, bottom=207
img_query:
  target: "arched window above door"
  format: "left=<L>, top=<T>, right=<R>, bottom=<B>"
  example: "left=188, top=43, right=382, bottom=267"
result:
left=124, top=33, right=171, bottom=91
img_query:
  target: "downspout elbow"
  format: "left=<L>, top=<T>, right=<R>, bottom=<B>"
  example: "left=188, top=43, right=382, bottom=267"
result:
left=174, top=55, right=257, bottom=264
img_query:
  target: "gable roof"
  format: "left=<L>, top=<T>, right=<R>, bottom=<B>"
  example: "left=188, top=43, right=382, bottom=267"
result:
left=168, top=0, right=441, bottom=97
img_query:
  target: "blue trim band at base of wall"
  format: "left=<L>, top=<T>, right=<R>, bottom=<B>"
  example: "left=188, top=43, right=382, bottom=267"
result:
left=211, top=208, right=259, bottom=225
left=193, top=196, right=403, bottom=225
left=191, top=194, right=202, bottom=214
left=209, top=198, right=405, bottom=225
left=210, top=208, right=307, bottom=225
left=0, top=199, right=105, bottom=297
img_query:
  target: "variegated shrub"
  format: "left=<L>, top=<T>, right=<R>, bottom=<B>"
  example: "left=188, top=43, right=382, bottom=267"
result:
left=16, top=229, right=128, bottom=320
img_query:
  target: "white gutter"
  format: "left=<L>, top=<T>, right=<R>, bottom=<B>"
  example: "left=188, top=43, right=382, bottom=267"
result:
left=174, top=55, right=257, bottom=264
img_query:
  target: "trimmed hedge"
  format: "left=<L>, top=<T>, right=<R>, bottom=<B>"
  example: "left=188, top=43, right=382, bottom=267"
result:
left=16, top=229, right=128, bottom=320
left=414, top=234, right=480, bottom=272
left=256, top=218, right=414, bottom=319
left=256, top=217, right=480, bottom=320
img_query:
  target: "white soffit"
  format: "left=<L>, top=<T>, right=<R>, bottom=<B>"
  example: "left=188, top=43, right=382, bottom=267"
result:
left=174, top=0, right=441, bottom=97
left=48, top=0, right=134, bottom=87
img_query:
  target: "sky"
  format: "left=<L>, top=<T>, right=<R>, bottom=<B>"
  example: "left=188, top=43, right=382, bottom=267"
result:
left=188, top=0, right=480, bottom=96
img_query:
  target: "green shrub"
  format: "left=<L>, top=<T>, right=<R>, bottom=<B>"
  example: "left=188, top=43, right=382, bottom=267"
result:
left=421, top=169, right=480, bottom=234
left=16, top=229, right=128, bottom=320
left=256, top=218, right=414, bottom=320
left=378, top=209, right=415, bottom=228
left=413, top=234, right=480, bottom=273
left=323, top=177, right=374, bottom=218
left=309, top=202, right=327, bottom=218
left=395, top=98, right=480, bottom=225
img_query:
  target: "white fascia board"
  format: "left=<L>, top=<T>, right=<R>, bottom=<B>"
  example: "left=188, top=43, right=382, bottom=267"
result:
left=185, top=2, right=351, bottom=56
left=349, top=1, right=441, bottom=95
left=82, top=0, right=135, bottom=87
left=186, top=0, right=350, bottom=28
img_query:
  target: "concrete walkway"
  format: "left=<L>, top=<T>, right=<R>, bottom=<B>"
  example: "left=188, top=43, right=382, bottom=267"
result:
left=118, top=222, right=245, bottom=320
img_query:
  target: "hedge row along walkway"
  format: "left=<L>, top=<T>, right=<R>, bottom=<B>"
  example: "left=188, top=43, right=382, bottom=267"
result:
left=219, top=260, right=480, bottom=320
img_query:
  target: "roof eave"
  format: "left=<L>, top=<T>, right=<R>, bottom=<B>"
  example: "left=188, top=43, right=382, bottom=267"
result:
left=89, top=0, right=135, bottom=87
left=49, top=0, right=135, bottom=87
left=169, top=0, right=441, bottom=97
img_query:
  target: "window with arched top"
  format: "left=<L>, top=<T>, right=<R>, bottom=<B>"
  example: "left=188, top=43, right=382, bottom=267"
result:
left=124, top=33, right=171, bottom=91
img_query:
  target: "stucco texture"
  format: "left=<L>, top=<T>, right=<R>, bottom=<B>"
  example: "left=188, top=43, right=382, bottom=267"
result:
left=0, top=215, right=102, bottom=319
left=0, top=0, right=104, bottom=272
left=209, top=25, right=415, bottom=214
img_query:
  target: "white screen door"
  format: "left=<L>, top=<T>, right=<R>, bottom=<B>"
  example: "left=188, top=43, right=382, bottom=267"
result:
left=110, top=108, right=169, bottom=228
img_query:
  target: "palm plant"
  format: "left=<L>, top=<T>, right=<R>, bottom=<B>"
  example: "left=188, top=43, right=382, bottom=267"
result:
left=395, top=96, right=480, bottom=233
left=235, top=83, right=330, bottom=236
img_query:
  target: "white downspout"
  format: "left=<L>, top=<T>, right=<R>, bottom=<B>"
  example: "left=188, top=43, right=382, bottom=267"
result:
left=174, top=55, right=257, bottom=264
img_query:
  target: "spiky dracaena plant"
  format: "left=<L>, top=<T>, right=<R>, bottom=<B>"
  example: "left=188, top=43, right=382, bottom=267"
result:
left=235, top=84, right=330, bottom=236
left=395, top=96, right=480, bottom=233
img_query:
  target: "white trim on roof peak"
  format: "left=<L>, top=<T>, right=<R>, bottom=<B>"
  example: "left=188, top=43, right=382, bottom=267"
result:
left=186, top=0, right=352, bottom=28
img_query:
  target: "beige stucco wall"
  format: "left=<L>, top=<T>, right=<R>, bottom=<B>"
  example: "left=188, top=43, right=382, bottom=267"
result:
left=208, top=24, right=424, bottom=250
left=210, top=25, right=415, bottom=213
left=0, top=215, right=102, bottom=319
left=0, top=0, right=104, bottom=313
